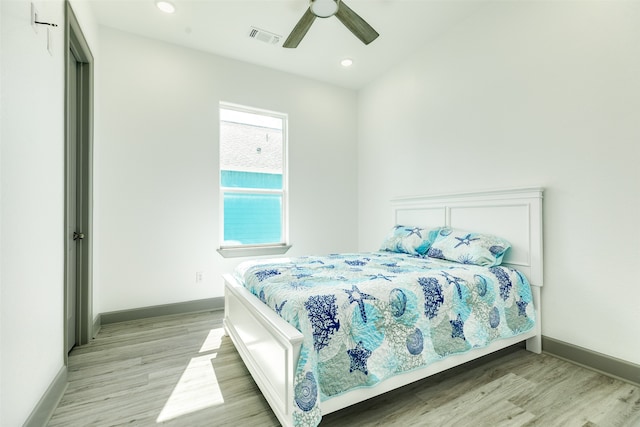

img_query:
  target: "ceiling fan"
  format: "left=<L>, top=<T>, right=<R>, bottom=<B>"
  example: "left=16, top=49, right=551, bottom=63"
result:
left=283, top=0, right=379, bottom=48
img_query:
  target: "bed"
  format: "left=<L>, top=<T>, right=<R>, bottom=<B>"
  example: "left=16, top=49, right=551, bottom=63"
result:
left=223, top=187, right=543, bottom=427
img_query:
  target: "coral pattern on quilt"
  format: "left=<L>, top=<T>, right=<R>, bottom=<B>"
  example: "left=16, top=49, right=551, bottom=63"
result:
left=235, top=252, right=536, bottom=427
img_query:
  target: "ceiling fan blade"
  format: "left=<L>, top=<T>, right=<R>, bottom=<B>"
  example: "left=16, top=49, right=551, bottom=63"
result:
left=283, top=8, right=317, bottom=48
left=335, top=1, right=379, bottom=45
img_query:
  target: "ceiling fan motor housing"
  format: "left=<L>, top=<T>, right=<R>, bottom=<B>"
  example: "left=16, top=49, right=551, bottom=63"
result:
left=311, top=0, right=340, bottom=18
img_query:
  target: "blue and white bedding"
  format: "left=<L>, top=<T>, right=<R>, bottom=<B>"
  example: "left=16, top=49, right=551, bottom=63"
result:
left=235, top=251, right=536, bottom=427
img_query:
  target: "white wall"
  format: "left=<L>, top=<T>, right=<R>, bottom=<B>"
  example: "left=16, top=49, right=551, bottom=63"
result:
left=1, top=1, right=65, bottom=425
left=358, top=1, right=640, bottom=365
left=1, top=1, right=3, bottom=418
left=0, top=1, right=98, bottom=424
left=95, top=27, right=359, bottom=314
left=69, top=0, right=99, bottom=49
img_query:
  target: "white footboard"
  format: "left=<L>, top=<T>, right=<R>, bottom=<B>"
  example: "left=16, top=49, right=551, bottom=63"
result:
left=223, top=273, right=303, bottom=427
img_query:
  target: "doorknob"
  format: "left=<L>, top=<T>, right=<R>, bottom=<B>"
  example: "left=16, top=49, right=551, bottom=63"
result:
left=73, top=231, right=85, bottom=241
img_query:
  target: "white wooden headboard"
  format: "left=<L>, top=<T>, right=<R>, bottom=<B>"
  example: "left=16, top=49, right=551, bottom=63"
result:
left=391, top=187, right=544, bottom=287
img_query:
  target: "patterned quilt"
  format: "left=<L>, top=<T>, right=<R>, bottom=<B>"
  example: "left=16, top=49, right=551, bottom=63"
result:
left=235, top=252, right=535, bottom=427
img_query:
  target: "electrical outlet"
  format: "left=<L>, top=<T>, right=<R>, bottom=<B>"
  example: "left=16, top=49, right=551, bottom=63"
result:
left=31, top=2, right=39, bottom=34
left=195, top=271, right=204, bottom=283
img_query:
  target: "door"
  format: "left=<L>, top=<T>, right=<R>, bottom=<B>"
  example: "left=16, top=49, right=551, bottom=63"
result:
left=65, top=3, right=94, bottom=358
left=66, top=48, right=80, bottom=352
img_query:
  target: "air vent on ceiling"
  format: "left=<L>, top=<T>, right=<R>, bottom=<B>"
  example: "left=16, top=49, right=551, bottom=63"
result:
left=248, top=27, right=282, bottom=45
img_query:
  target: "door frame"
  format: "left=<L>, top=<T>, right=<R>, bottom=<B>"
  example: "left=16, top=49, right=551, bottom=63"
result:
left=64, top=1, right=94, bottom=360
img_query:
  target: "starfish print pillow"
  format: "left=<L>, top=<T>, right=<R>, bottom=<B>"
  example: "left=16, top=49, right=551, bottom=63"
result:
left=427, top=227, right=511, bottom=266
left=379, top=225, right=440, bottom=255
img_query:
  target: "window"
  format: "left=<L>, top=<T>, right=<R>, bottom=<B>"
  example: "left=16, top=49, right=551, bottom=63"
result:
left=218, top=103, right=289, bottom=258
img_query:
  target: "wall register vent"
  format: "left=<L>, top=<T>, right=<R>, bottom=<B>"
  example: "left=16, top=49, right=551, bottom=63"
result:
left=248, top=27, right=282, bottom=45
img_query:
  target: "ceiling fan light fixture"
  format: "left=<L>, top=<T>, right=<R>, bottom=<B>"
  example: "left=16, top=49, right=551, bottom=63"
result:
left=310, top=0, right=339, bottom=18
left=155, top=1, right=175, bottom=14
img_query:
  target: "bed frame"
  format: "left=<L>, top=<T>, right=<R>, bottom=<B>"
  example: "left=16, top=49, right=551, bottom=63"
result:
left=223, top=187, right=543, bottom=427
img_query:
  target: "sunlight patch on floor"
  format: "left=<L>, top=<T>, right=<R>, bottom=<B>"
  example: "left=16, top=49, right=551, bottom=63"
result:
left=199, top=328, right=225, bottom=353
left=156, top=329, right=226, bottom=423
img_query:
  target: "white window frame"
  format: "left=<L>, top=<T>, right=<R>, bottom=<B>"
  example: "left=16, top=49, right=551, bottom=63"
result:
left=217, top=102, right=290, bottom=258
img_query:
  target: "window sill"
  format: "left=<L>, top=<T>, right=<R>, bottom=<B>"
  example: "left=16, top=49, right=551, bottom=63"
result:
left=217, top=244, right=292, bottom=259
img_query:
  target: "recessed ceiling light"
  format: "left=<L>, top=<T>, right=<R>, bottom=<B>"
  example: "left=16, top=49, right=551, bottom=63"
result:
left=156, top=1, right=175, bottom=14
left=341, top=58, right=354, bottom=68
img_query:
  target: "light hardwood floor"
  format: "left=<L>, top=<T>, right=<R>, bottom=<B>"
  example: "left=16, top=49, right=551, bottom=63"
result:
left=49, top=310, right=640, bottom=426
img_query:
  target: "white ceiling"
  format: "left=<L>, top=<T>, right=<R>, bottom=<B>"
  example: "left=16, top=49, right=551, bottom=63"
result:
left=88, top=0, right=490, bottom=89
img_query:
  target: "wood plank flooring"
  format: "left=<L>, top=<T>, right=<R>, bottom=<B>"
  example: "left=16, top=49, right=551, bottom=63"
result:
left=49, top=310, right=640, bottom=426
